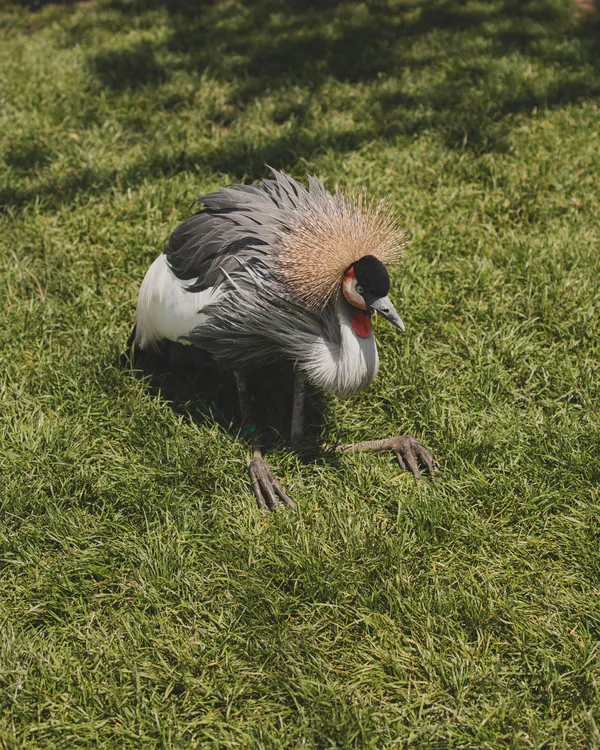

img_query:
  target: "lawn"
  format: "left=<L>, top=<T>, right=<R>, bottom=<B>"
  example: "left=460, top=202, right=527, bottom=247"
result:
left=1, top=0, right=600, bottom=746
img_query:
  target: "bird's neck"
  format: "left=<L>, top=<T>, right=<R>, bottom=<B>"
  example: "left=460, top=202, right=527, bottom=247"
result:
left=335, top=296, right=379, bottom=397
left=301, top=296, right=379, bottom=398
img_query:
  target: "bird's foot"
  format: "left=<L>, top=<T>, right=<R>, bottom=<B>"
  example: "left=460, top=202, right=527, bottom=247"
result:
left=248, top=455, right=296, bottom=513
left=337, top=434, right=438, bottom=482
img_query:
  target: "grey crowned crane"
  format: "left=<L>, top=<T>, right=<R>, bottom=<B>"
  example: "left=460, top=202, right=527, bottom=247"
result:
left=133, top=169, right=437, bottom=511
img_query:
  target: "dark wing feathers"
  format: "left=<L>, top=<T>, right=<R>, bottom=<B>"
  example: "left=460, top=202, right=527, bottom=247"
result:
left=163, top=171, right=306, bottom=292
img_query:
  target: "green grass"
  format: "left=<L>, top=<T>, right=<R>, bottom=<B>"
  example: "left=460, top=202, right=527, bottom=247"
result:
left=1, top=0, right=600, bottom=746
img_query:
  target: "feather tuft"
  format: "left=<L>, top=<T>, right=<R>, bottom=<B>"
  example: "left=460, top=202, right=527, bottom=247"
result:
left=277, top=186, right=409, bottom=309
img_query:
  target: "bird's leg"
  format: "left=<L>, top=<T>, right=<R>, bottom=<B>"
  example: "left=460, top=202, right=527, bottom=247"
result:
left=234, top=370, right=253, bottom=431
left=336, top=435, right=438, bottom=482
left=234, top=371, right=295, bottom=512
left=290, top=369, right=306, bottom=447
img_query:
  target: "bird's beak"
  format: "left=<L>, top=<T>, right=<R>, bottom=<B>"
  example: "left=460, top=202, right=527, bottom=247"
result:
left=370, top=296, right=405, bottom=331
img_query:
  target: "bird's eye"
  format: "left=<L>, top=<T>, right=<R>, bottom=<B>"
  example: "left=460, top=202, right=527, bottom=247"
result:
left=356, top=285, right=364, bottom=295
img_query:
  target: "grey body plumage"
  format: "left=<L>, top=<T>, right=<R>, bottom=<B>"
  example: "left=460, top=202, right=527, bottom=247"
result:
left=168, top=175, right=343, bottom=376
left=140, top=169, right=391, bottom=395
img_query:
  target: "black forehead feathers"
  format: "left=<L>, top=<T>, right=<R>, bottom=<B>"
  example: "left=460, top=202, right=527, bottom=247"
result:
left=352, top=255, right=390, bottom=299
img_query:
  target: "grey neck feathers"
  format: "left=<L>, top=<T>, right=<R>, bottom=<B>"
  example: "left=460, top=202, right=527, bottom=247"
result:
left=187, top=287, right=379, bottom=398
left=296, top=296, right=379, bottom=398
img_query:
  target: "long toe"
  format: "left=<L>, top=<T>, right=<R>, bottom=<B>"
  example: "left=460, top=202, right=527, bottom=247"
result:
left=334, top=434, right=438, bottom=482
left=249, top=458, right=279, bottom=510
left=415, top=442, right=438, bottom=478
left=394, top=435, right=437, bottom=481
left=248, top=457, right=295, bottom=512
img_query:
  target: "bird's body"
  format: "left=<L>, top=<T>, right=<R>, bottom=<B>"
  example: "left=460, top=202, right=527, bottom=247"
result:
left=136, top=252, right=379, bottom=397
left=135, top=171, right=394, bottom=396
left=133, top=169, right=436, bottom=510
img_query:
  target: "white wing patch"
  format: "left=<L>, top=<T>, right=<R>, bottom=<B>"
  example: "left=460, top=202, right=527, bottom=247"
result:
left=135, top=254, right=222, bottom=350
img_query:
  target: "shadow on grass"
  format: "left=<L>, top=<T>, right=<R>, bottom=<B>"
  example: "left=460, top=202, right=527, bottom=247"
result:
left=105, top=0, right=600, bottom=113
left=3, top=0, right=599, bottom=211
left=121, top=336, right=329, bottom=462
left=89, top=42, right=168, bottom=90
left=18, top=0, right=90, bottom=8
left=4, top=138, right=54, bottom=171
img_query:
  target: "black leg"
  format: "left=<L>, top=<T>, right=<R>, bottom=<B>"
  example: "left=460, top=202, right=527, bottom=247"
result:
left=234, top=370, right=296, bottom=512
left=290, top=369, right=306, bottom=447
left=234, top=370, right=253, bottom=430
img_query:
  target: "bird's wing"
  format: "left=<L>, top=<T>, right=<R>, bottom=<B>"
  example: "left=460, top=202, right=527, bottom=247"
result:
left=163, top=170, right=312, bottom=292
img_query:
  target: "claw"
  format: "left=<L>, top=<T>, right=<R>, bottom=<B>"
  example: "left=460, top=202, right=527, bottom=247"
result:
left=248, top=457, right=295, bottom=512
left=395, top=435, right=438, bottom=481
left=415, top=443, right=438, bottom=479
left=387, top=435, right=437, bottom=481
left=400, top=440, right=421, bottom=482
left=394, top=450, right=408, bottom=472
left=337, top=434, right=438, bottom=481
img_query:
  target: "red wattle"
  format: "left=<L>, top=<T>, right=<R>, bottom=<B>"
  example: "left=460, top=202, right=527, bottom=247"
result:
left=350, top=309, right=372, bottom=338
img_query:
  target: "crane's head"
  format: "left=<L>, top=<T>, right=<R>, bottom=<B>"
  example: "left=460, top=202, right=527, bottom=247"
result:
left=342, top=255, right=405, bottom=338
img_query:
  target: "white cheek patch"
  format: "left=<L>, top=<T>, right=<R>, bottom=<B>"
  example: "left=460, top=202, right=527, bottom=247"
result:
left=342, top=275, right=367, bottom=310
